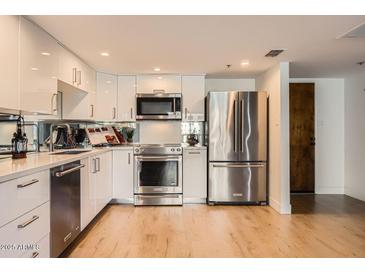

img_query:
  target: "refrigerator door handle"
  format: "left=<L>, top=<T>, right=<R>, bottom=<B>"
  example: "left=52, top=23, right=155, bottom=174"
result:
left=240, top=99, right=244, bottom=152
left=212, top=163, right=265, bottom=168
left=234, top=100, right=240, bottom=152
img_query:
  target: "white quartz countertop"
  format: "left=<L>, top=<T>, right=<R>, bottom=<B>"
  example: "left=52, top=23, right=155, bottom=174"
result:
left=0, top=145, right=134, bottom=183
left=182, top=144, right=207, bottom=150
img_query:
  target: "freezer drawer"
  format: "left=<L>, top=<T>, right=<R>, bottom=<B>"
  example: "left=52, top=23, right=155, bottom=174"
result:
left=208, top=162, right=267, bottom=204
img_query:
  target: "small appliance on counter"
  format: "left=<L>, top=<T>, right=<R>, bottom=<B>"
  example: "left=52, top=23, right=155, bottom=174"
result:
left=11, top=115, right=28, bottom=159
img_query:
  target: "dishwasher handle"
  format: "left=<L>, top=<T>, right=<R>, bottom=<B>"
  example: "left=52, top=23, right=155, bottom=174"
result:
left=55, top=164, right=85, bottom=177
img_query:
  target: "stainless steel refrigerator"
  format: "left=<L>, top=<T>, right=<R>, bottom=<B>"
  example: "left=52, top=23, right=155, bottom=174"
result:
left=207, top=91, right=267, bottom=204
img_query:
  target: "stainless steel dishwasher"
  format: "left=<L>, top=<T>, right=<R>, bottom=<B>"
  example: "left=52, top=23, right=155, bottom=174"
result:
left=50, top=160, right=84, bottom=258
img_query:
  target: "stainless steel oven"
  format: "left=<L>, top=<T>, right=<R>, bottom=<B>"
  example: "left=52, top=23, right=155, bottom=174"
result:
left=134, top=144, right=183, bottom=205
left=136, top=93, right=182, bottom=120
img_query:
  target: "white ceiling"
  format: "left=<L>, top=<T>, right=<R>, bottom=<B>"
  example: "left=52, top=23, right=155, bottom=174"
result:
left=29, top=15, right=365, bottom=78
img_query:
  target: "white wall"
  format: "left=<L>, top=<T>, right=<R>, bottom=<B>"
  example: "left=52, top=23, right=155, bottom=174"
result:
left=344, top=71, right=365, bottom=202
left=290, top=78, right=345, bottom=194
left=205, top=78, right=255, bottom=94
left=256, top=62, right=291, bottom=214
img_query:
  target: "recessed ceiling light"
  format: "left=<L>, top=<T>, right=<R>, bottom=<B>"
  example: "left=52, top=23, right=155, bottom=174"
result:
left=157, top=76, right=163, bottom=80
left=153, top=67, right=161, bottom=72
left=106, top=80, right=112, bottom=84
left=241, top=60, right=250, bottom=66
left=31, top=67, right=39, bottom=71
left=101, top=52, right=110, bottom=57
left=41, top=52, right=51, bottom=56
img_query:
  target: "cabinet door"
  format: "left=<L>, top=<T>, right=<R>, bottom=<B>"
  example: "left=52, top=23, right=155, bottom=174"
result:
left=182, top=75, right=205, bottom=121
left=81, top=158, right=95, bottom=231
left=19, top=17, right=58, bottom=115
left=100, top=151, right=113, bottom=205
left=117, top=76, right=136, bottom=121
left=96, top=72, right=118, bottom=121
left=0, top=16, right=19, bottom=111
left=137, top=75, right=181, bottom=94
left=183, top=149, right=207, bottom=202
left=113, top=150, right=133, bottom=202
left=57, top=45, right=79, bottom=87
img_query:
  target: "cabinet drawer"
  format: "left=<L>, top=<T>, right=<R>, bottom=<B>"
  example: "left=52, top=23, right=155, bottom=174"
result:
left=0, top=202, right=50, bottom=258
left=0, top=170, right=50, bottom=227
left=21, top=233, right=50, bottom=258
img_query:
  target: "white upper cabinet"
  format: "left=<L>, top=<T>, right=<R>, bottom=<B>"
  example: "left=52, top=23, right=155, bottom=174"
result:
left=19, top=17, right=59, bottom=115
left=182, top=75, right=205, bottom=121
left=0, top=16, right=19, bottom=112
left=136, top=74, right=181, bottom=94
left=117, top=76, right=136, bottom=121
left=62, top=64, right=96, bottom=120
left=96, top=72, right=118, bottom=121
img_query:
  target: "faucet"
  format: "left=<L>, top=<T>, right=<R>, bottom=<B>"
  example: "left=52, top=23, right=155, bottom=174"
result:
left=49, top=123, right=72, bottom=152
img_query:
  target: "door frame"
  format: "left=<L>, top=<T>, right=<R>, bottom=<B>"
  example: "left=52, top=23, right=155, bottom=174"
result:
left=289, top=82, right=316, bottom=194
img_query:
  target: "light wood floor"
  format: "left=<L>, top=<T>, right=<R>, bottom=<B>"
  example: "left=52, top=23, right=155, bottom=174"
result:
left=64, top=195, right=365, bottom=258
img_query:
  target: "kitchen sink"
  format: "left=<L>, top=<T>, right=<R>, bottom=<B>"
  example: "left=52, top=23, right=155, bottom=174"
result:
left=51, top=150, right=92, bottom=155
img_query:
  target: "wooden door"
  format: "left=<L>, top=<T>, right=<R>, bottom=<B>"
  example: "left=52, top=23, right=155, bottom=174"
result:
left=290, top=83, right=315, bottom=193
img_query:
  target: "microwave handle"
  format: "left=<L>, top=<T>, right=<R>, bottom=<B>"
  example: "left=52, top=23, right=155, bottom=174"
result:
left=153, top=89, right=165, bottom=94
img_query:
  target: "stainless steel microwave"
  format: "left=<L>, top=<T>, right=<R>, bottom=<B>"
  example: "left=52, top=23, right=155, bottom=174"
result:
left=136, top=93, right=182, bottom=120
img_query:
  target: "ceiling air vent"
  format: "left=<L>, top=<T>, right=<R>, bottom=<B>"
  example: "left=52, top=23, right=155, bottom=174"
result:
left=338, top=21, right=365, bottom=39
left=265, top=49, right=285, bottom=57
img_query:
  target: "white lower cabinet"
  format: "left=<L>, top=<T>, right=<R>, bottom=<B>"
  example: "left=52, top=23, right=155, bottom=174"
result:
left=80, top=158, right=95, bottom=231
left=21, top=233, right=50, bottom=258
left=183, top=147, right=207, bottom=203
left=87, top=152, right=113, bottom=219
left=112, top=149, right=134, bottom=203
left=0, top=202, right=50, bottom=258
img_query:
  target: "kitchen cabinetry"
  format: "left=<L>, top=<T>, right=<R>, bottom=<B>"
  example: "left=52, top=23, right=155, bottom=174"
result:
left=0, top=16, right=19, bottom=112
left=182, top=75, right=205, bottom=121
left=136, top=74, right=181, bottom=94
left=117, top=76, right=136, bottom=121
left=80, top=158, right=95, bottom=231
left=96, top=72, right=118, bottom=121
left=58, top=45, right=95, bottom=93
left=112, top=149, right=134, bottom=203
left=19, top=17, right=59, bottom=115
left=183, top=147, right=207, bottom=203
left=0, top=170, right=50, bottom=258
left=90, top=152, right=113, bottom=214
left=62, top=65, right=96, bottom=120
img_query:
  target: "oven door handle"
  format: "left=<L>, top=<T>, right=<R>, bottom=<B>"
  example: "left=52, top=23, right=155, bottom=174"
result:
left=136, top=156, right=182, bottom=161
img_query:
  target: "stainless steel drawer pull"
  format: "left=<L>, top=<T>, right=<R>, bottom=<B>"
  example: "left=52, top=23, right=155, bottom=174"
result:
left=17, top=215, right=39, bottom=229
left=55, top=164, right=85, bottom=177
left=32, top=252, right=39, bottom=258
left=188, top=151, right=201, bottom=155
left=64, top=232, right=72, bottom=243
left=17, top=179, right=39, bottom=188
left=213, top=164, right=265, bottom=168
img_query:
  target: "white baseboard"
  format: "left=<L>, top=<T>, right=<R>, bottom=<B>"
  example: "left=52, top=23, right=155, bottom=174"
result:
left=315, top=187, right=344, bottom=194
left=269, top=197, right=292, bottom=214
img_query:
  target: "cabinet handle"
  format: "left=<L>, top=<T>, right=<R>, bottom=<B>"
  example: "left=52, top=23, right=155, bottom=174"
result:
left=72, top=68, right=77, bottom=84
left=17, top=179, right=39, bottom=188
left=97, top=157, right=101, bottom=172
left=51, top=93, right=58, bottom=113
left=78, top=70, right=82, bottom=86
left=32, top=252, right=39, bottom=258
left=90, top=104, right=94, bottom=117
left=188, top=151, right=201, bottom=155
left=185, top=108, right=188, bottom=119
left=18, top=215, right=39, bottom=229
left=93, top=158, right=97, bottom=173
left=128, top=153, right=131, bottom=164
left=153, top=89, right=165, bottom=94
left=113, top=107, right=116, bottom=119
left=130, top=108, right=133, bottom=119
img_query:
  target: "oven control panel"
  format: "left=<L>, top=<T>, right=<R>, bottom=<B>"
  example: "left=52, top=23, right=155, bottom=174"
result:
left=134, top=145, right=182, bottom=155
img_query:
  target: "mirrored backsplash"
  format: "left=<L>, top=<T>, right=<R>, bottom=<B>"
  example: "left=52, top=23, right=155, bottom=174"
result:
left=0, top=116, right=206, bottom=154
